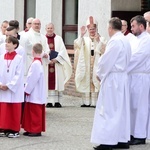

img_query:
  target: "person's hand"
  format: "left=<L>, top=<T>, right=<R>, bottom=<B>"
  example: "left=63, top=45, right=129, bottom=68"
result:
left=49, top=60, right=54, bottom=65
left=95, top=33, right=100, bottom=42
left=81, top=26, right=87, bottom=37
left=43, top=53, right=48, bottom=58
left=1, top=85, right=8, bottom=91
left=0, top=84, right=2, bottom=90
left=51, top=59, right=58, bottom=64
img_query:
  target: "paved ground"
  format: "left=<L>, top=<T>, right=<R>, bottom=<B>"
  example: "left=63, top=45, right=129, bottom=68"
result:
left=0, top=95, right=150, bottom=150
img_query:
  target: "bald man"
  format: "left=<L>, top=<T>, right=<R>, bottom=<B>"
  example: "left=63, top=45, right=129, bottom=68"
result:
left=45, top=23, right=72, bottom=108
left=19, top=17, right=34, bottom=35
left=144, top=11, right=150, bottom=33
left=21, top=18, right=50, bottom=98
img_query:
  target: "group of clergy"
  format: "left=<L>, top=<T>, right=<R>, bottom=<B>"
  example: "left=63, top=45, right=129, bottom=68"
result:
left=0, top=12, right=150, bottom=149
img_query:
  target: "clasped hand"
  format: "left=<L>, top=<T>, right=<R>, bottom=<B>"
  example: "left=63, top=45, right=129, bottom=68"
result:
left=49, top=59, right=57, bottom=65
left=0, top=84, right=8, bottom=91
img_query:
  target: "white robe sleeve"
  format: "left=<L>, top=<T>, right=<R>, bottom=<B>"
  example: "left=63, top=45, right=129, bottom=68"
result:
left=25, top=62, right=41, bottom=94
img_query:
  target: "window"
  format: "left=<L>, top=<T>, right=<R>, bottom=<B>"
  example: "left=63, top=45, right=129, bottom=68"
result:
left=24, top=0, right=36, bottom=28
left=141, top=0, right=150, bottom=10
left=62, top=0, right=78, bottom=49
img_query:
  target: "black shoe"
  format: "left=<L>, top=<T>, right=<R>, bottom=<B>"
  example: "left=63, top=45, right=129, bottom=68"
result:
left=128, top=135, right=134, bottom=143
left=46, top=103, right=53, bottom=108
left=23, top=132, right=30, bottom=136
left=81, top=104, right=90, bottom=107
left=28, top=133, right=41, bottom=137
left=23, top=132, right=41, bottom=137
left=94, top=144, right=113, bottom=150
left=130, top=135, right=134, bottom=140
left=90, top=105, right=96, bottom=108
left=54, top=102, right=62, bottom=108
left=112, top=142, right=129, bottom=149
left=0, top=129, right=10, bottom=137
left=129, top=138, right=146, bottom=145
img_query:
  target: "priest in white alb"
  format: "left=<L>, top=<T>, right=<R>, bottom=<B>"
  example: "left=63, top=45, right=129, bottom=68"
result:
left=128, top=15, right=150, bottom=145
left=91, top=17, right=131, bottom=150
left=21, top=18, right=50, bottom=97
left=45, top=23, right=72, bottom=108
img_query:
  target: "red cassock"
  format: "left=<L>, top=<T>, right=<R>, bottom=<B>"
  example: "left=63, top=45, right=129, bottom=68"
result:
left=124, top=30, right=130, bottom=36
left=22, top=102, right=45, bottom=133
left=0, top=103, right=21, bottom=131
left=46, top=34, right=56, bottom=90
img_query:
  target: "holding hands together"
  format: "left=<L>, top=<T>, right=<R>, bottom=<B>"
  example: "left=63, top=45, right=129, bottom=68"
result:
left=43, top=53, right=48, bottom=58
left=0, top=84, right=8, bottom=91
left=49, top=59, right=58, bottom=65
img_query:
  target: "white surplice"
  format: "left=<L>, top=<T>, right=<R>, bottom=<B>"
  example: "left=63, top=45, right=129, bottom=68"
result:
left=128, top=31, right=150, bottom=139
left=0, top=54, right=24, bottom=103
left=0, top=43, right=26, bottom=81
left=91, top=32, right=131, bottom=145
left=25, top=59, right=46, bottom=104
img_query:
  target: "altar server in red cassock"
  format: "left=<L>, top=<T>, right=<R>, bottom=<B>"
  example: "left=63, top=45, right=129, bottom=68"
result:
left=22, top=43, right=46, bottom=137
left=0, top=36, right=24, bottom=138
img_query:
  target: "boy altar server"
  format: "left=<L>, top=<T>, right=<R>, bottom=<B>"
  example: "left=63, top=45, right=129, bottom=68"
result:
left=22, top=43, right=46, bottom=137
left=0, top=36, right=24, bottom=138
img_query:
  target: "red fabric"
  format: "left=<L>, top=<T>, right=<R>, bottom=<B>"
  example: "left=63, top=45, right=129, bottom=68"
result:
left=46, top=34, right=56, bottom=90
left=48, top=64, right=55, bottom=90
left=4, top=51, right=17, bottom=60
left=33, top=57, right=42, bottom=64
left=22, top=102, right=45, bottom=133
left=0, top=102, right=21, bottom=132
left=46, top=33, right=56, bottom=50
left=124, top=30, right=130, bottom=36
left=24, top=28, right=29, bottom=32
